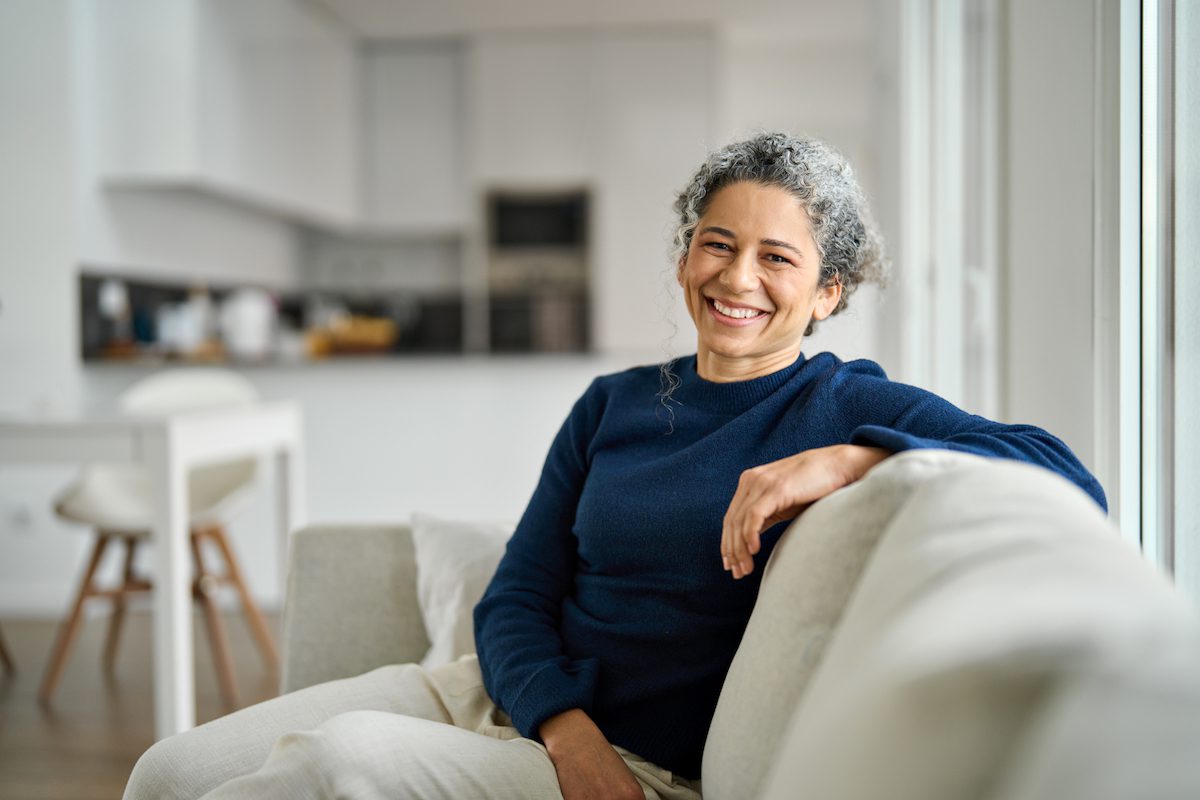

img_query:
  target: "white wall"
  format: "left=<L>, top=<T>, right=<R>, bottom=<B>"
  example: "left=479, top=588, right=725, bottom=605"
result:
left=1001, top=0, right=1097, bottom=467
left=0, top=0, right=84, bottom=613
left=0, top=0, right=78, bottom=411
left=865, top=0, right=906, bottom=379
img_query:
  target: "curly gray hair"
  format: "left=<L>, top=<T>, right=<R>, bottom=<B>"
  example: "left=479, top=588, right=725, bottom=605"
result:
left=671, top=132, right=889, bottom=337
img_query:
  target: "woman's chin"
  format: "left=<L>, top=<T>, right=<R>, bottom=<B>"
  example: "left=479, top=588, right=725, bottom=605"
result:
left=697, top=328, right=768, bottom=356
left=697, top=341, right=768, bottom=364
left=696, top=335, right=805, bottom=366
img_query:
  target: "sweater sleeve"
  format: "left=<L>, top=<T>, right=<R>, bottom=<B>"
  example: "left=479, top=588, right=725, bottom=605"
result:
left=832, top=359, right=1108, bottom=511
left=472, top=380, right=604, bottom=740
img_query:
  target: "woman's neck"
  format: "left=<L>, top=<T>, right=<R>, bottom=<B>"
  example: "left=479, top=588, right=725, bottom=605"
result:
left=694, top=348, right=803, bottom=383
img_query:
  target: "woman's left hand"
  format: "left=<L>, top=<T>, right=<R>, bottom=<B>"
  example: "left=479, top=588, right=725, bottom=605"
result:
left=721, top=444, right=890, bottom=579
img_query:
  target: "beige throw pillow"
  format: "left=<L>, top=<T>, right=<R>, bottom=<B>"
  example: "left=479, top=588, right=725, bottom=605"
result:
left=410, top=512, right=513, bottom=669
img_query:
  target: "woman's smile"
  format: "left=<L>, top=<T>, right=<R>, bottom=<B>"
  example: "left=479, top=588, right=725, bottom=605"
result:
left=706, top=296, right=770, bottom=325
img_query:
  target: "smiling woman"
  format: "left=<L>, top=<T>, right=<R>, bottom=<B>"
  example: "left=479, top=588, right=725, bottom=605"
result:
left=675, top=137, right=886, bottom=314
left=124, top=133, right=1106, bottom=800
left=671, top=135, right=887, bottom=383
left=678, top=182, right=843, bottom=380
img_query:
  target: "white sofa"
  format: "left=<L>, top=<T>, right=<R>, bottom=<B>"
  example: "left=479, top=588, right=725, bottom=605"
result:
left=278, top=450, right=1200, bottom=800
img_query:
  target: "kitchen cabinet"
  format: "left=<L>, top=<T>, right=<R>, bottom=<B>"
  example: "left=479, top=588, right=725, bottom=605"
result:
left=466, top=35, right=594, bottom=186
left=92, top=0, right=358, bottom=227
left=362, top=43, right=464, bottom=232
left=81, top=12, right=713, bottom=356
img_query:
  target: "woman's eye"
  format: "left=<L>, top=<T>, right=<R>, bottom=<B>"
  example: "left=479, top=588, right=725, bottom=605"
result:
left=704, top=241, right=732, bottom=252
left=765, top=253, right=792, bottom=266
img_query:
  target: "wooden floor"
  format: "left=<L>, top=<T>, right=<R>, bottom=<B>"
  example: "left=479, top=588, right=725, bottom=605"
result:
left=0, top=611, right=280, bottom=800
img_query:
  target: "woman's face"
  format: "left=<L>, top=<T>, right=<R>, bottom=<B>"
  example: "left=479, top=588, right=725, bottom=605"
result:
left=677, top=181, right=840, bottom=379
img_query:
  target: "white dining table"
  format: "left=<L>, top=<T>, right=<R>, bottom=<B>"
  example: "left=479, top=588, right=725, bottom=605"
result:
left=0, top=400, right=305, bottom=740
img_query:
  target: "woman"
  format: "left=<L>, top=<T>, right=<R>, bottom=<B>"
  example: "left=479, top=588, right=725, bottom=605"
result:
left=125, top=133, right=1104, bottom=800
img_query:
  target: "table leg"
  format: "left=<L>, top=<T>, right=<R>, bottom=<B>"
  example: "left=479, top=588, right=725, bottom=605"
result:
left=146, top=426, right=195, bottom=738
left=275, top=428, right=306, bottom=602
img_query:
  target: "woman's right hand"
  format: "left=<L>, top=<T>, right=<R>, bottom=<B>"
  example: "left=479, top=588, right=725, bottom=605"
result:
left=539, top=708, right=645, bottom=800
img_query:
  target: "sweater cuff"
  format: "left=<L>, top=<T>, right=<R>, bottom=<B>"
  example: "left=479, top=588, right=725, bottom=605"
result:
left=850, top=424, right=945, bottom=454
left=508, top=657, right=600, bottom=741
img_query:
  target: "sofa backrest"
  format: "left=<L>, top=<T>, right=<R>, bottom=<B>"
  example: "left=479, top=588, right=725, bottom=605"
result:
left=702, top=448, right=982, bottom=799
left=755, top=454, right=1200, bottom=800
left=280, top=524, right=431, bottom=693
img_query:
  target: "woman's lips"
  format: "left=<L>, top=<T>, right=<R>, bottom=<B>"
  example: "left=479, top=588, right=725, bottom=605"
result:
left=705, top=296, right=769, bottom=327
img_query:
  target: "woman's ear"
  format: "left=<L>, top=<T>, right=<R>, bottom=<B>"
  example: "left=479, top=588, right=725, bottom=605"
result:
left=676, top=256, right=686, bottom=287
left=812, top=278, right=842, bottom=321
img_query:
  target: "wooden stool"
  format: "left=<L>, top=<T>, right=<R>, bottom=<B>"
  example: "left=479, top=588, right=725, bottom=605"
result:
left=0, top=624, right=14, bottom=674
left=38, top=524, right=277, bottom=709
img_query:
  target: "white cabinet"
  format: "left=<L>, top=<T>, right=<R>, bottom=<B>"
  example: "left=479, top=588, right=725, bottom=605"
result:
left=466, top=35, right=595, bottom=186
left=92, top=0, right=358, bottom=227
left=362, top=43, right=464, bottom=232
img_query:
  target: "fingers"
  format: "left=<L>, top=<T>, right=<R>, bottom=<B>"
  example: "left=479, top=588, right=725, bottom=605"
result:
left=723, top=473, right=771, bottom=580
left=722, top=449, right=845, bottom=580
left=732, top=505, right=763, bottom=577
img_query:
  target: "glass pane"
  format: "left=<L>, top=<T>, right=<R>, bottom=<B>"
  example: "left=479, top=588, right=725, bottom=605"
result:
left=1173, top=0, right=1199, bottom=606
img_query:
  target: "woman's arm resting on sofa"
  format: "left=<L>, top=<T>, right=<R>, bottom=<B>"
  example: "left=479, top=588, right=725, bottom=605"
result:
left=722, top=444, right=889, bottom=579
left=830, top=360, right=1107, bottom=511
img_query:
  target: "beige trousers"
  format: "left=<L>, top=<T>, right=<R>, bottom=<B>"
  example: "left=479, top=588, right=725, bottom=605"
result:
left=123, top=655, right=703, bottom=800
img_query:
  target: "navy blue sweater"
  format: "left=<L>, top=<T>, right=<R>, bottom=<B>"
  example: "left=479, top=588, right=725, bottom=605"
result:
left=474, top=352, right=1105, bottom=779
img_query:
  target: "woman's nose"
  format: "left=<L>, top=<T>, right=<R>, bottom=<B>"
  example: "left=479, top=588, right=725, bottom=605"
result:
left=719, top=252, right=760, bottom=293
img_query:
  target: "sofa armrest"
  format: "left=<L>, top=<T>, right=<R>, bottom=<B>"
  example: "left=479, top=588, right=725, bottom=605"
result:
left=279, top=524, right=431, bottom=694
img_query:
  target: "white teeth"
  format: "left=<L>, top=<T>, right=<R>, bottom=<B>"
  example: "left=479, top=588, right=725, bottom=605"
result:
left=712, top=298, right=763, bottom=319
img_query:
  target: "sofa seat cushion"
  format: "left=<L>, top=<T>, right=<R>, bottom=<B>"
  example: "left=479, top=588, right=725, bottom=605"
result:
left=758, top=457, right=1200, bottom=800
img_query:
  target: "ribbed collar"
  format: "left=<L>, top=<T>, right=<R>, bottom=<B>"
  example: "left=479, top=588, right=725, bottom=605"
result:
left=670, top=352, right=808, bottom=413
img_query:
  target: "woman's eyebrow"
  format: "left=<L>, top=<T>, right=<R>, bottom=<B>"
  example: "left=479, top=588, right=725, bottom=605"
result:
left=761, top=238, right=803, bottom=258
left=699, top=226, right=804, bottom=259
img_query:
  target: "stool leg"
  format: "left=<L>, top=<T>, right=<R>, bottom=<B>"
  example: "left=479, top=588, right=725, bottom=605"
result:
left=40, top=534, right=111, bottom=703
left=191, top=531, right=239, bottom=709
left=103, top=536, right=139, bottom=672
left=0, top=625, right=14, bottom=674
left=208, top=524, right=279, bottom=674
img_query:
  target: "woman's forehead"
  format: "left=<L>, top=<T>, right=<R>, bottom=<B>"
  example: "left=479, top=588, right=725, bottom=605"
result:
left=699, top=182, right=814, bottom=240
